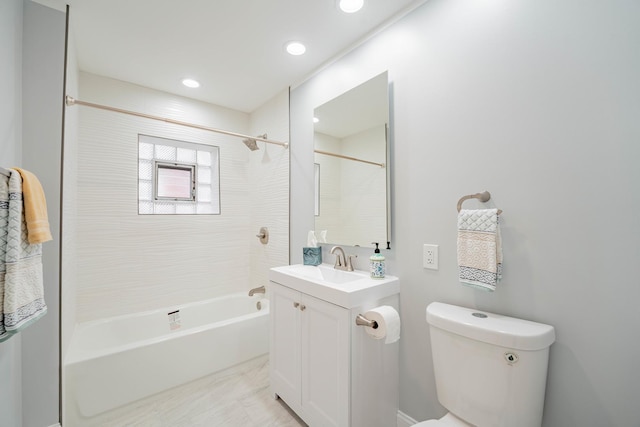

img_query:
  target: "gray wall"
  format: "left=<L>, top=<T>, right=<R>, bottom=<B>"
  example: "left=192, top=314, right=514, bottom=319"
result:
left=0, top=0, right=24, bottom=425
left=0, top=1, right=65, bottom=426
left=21, top=1, right=65, bottom=425
left=290, top=0, right=640, bottom=425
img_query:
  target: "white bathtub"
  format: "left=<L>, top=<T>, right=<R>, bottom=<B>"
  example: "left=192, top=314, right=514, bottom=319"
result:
left=65, top=292, right=269, bottom=420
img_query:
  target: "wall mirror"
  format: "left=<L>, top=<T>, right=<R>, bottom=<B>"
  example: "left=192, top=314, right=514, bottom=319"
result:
left=313, top=71, right=390, bottom=248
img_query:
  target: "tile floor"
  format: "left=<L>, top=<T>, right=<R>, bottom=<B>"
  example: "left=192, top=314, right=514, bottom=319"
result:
left=80, top=354, right=307, bottom=427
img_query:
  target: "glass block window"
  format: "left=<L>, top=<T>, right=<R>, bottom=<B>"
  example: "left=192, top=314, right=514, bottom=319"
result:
left=138, top=134, right=220, bottom=215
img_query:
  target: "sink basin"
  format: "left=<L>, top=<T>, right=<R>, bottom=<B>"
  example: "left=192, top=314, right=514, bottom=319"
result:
left=283, top=264, right=367, bottom=285
left=269, top=264, right=399, bottom=308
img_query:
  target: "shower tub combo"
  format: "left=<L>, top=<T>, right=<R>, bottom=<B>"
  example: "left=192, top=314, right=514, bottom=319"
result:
left=65, top=292, right=269, bottom=421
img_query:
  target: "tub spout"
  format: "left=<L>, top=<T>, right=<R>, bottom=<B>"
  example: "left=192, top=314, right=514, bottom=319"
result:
left=248, top=285, right=266, bottom=296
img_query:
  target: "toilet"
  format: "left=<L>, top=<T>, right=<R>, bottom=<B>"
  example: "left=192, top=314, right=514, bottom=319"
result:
left=415, top=302, right=555, bottom=427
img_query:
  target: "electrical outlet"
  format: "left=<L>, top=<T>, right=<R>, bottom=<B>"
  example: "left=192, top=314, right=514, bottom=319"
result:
left=423, top=244, right=439, bottom=270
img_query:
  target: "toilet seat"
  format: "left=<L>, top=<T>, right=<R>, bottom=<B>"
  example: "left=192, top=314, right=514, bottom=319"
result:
left=412, top=412, right=474, bottom=427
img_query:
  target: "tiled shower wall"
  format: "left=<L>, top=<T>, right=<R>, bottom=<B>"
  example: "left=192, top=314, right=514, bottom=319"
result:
left=248, top=91, right=290, bottom=290
left=74, top=72, right=288, bottom=323
left=62, top=15, right=79, bottom=360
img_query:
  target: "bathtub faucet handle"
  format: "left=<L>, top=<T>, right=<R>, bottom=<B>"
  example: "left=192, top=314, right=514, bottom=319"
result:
left=248, top=285, right=266, bottom=297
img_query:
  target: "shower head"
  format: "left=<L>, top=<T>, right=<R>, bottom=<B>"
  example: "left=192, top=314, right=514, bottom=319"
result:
left=242, top=138, right=259, bottom=151
left=242, top=134, right=267, bottom=151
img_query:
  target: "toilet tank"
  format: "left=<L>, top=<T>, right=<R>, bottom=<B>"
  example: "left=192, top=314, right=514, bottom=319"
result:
left=426, top=302, right=555, bottom=427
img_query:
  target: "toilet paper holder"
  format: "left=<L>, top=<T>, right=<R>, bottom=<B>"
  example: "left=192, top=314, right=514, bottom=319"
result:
left=355, top=314, right=378, bottom=329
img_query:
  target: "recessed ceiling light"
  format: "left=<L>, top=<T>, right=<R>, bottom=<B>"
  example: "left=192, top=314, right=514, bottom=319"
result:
left=182, top=78, right=200, bottom=88
left=339, top=0, right=364, bottom=13
left=285, top=41, right=306, bottom=56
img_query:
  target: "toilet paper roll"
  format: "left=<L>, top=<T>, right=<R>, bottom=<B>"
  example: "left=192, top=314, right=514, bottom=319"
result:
left=364, top=305, right=401, bottom=344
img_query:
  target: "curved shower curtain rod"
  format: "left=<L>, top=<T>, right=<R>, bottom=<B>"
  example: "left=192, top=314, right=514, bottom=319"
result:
left=65, top=96, right=289, bottom=149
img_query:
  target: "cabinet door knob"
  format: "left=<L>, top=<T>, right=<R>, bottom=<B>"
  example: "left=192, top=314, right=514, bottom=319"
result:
left=293, top=302, right=300, bottom=308
left=299, top=304, right=306, bottom=311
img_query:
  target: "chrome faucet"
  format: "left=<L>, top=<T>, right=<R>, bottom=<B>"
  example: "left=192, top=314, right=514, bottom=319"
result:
left=330, top=246, right=355, bottom=271
left=248, top=285, right=266, bottom=296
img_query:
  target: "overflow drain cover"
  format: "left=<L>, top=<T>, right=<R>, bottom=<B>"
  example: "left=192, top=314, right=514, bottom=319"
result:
left=472, top=312, right=488, bottom=318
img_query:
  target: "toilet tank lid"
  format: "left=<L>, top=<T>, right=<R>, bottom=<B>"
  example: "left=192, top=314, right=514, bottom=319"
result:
left=426, top=302, right=555, bottom=351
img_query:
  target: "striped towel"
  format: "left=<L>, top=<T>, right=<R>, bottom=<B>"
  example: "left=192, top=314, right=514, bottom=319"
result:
left=0, top=169, right=47, bottom=342
left=457, top=209, right=503, bottom=292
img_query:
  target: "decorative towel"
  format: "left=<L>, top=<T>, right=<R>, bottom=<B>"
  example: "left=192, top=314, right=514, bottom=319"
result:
left=457, top=209, right=503, bottom=292
left=0, top=169, right=47, bottom=342
left=13, top=168, right=52, bottom=244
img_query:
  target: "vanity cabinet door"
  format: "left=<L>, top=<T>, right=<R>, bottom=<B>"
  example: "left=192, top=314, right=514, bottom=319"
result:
left=270, top=283, right=301, bottom=408
left=300, top=294, right=350, bottom=427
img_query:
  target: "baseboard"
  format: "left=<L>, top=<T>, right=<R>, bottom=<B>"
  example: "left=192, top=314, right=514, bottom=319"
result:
left=47, top=424, right=61, bottom=427
left=397, top=410, right=418, bottom=427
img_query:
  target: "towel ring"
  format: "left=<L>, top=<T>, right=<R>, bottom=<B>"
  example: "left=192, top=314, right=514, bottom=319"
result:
left=457, top=191, right=502, bottom=215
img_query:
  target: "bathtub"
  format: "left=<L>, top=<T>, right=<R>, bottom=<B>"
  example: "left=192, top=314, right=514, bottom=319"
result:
left=65, top=292, right=269, bottom=419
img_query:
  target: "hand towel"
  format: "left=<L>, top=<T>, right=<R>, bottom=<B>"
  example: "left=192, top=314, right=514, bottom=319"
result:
left=0, top=169, right=47, bottom=342
left=457, top=209, right=503, bottom=292
left=13, top=167, right=52, bottom=244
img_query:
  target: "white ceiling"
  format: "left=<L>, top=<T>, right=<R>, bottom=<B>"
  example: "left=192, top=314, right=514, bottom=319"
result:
left=51, top=0, right=427, bottom=113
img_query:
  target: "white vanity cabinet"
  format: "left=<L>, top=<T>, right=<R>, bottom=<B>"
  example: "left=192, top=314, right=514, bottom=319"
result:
left=269, top=264, right=400, bottom=427
left=270, top=282, right=350, bottom=426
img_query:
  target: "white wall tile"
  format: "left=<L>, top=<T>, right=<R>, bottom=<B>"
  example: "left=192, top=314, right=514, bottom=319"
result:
left=249, top=91, right=290, bottom=290
left=74, top=73, right=288, bottom=322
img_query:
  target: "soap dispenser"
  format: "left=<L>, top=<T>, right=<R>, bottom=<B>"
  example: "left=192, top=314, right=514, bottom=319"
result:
left=370, top=242, right=385, bottom=279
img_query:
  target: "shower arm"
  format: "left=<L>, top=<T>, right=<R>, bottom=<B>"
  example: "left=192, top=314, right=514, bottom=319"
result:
left=65, top=96, right=289, bottom=149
